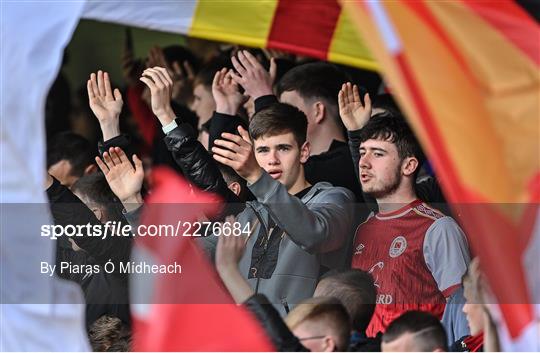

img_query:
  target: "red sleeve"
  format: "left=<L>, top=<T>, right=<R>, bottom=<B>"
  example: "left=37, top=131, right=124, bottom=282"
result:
left=126, top=82, right=156, bottom=148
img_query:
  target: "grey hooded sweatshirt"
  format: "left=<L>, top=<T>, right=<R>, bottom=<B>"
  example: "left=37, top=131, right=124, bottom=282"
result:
left=226, top=171, right=355, bottom=315
left=125, top=171, right=355, bottom=316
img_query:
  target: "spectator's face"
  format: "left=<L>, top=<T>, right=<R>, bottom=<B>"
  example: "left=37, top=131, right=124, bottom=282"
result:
left=463, top=280, right=485, bottom=336
left=48, top=160, right=78, bottom=188
left=191, top=84, right=215, bottom=128
left=358, top=139, right=402, bottom=198
left=253, top=132, right=309, bottom=193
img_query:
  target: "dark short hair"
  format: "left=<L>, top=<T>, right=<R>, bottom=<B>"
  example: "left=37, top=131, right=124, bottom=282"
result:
left=249, top=103, right=307, bottom=147
left=162, top=45, right=200, bottom=73
left=382, top=311, right=447, bottom=351
left=276, top=62, right=350, bottom=122
left=217, top=163, right=248, bottom=202
left=194, top=55, right=232, bottom=89
left=88, top=315, right=131, bottom=352
left=372, top=94, right=401, bottom=117
left=46, top=132, right=95, bottom=177
left=316, top=270, right=376, bottom=332
left=71, top=172, right=125, bottom=223
left=359, top=114, right=426, bottom=166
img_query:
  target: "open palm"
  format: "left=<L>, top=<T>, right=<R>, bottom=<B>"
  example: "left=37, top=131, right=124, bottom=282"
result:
left=212, top=68, right=246, bottom=114
left=88, top=70, right=123, bottom=125
left=95, top=147, right=144, bottom=203
left=338, top=82, right=371, bottom=131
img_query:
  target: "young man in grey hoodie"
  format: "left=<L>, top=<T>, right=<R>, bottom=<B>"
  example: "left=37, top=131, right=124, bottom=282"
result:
left=211, top=102, right=355, bottom=315
left=96, top=67, right=355, bottom=316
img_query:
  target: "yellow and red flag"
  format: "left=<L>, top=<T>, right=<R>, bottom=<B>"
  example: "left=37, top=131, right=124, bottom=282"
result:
left=342, top=0, right=539, bottom=349
left=82, top=0, right=377, bottom=70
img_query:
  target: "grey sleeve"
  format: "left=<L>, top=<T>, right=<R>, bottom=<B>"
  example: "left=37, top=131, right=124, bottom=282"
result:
left=423, top=217, right=471, bottom=296
left=441, top=286, right=470, bottom=346
left=248, top=172, right=355, bottom=253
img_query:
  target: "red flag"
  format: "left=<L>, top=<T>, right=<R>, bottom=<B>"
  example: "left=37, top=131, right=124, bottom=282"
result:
left=131, top=167, right=274, bottom=351
left=342, top=0, right=539, bottom=349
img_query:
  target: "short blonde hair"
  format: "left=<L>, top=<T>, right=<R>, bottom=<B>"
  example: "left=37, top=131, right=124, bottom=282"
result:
left=285, top=296, right=350, bottom=351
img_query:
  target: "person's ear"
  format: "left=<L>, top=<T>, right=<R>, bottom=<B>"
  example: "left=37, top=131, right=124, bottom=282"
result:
left=299, top=141, right=310, bottom=164
left=401, top=156, right=419, bottom=177
left=313, top=101, right=326, bottom=124
left=322, top=336, right=336, bottom=352
left=84, top=164, right=97, bottom=175
left=92, top=207, right=104, bottom=222
left=227, top=181, right=242, bottom=197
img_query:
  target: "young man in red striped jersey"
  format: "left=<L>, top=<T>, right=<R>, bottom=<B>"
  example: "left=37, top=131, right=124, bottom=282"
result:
left=351, top=114, right=471, bottom=337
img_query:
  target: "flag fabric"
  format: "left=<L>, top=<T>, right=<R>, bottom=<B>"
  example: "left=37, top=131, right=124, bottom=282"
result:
left=81, top=0, right=377, bottom=70
left=342, top=0, right=539, bottom=350
left=131, top=168, right=274, bottom=351
left=1, top=1, right=90, bottom=351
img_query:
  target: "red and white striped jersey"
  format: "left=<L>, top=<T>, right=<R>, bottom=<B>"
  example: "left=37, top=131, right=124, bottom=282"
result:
left=352, top=199, right=470, bottom=337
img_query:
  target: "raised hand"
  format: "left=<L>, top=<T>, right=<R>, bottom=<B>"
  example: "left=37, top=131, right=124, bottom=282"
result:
left=171, top=60, right=195, bottom=103
left=215, top=216, right=246, bottom=269
left=212, top=68, right=246, bottom=115
left=338, top=82, right=371, bottom=131
left=87, top=70, right=123, bottom=140
left=147, top=46, right=169, bottom=69
left=95, top=147, right=144, bottom=211
left=215, top=215, right=254, bottom=304
left=139, top=67, right=175, bottom=126
left=147, top=46, right=195, bottom=104
left=121, top=44, right=144, bottom=87
left=212, top=126, right=262, bottom=184
left=230, top=50, right=276, bottom=100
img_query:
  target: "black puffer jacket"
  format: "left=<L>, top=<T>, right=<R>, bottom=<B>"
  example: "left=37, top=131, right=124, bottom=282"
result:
left=163, top=122, right=251, bottom=216
left=243, top=294, right=308, bottom=352
left=163, top=122, right=239, bottom=203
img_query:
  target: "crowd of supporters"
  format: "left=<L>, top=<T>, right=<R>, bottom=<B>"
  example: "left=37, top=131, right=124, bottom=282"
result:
left=45, top=37, right=501, bottom=352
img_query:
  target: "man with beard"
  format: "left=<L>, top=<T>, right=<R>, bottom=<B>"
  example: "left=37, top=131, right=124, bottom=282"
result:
left=351, top=114, right=470, bottom=337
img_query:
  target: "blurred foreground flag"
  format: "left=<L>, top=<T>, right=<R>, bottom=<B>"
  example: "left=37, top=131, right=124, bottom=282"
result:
left=342, top=0, right=539, bottom=350
left=131, top=168, right=273, bottom=351
left=82, top=0, right=377, bottom=70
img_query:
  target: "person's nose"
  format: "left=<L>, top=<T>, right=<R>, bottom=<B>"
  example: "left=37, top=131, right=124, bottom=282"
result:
left=268, top=150, right=280, bottom=166
left=359, top=152, right=371, bottom=171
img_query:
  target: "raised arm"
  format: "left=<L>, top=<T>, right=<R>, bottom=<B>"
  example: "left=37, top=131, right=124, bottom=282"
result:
left=216, top=229, right=307, bottom=351
left=87, top=70, right=123, bottom=141
left=95, top=147, right=144, bottom=213
left=47, top=174, right=132, bottom=266
left=139, top=67, right=243, bottom=205
left=215, top=222, right=254, bottom=303
left=208, top=67, right=249, bottom=150
left=230, top=50, right=276, bottom=102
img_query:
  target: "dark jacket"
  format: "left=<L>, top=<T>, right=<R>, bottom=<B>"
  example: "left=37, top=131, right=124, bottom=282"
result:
left=450, top=334, right=484, bottom=352
left=163, top=122, right=251, bottom=217
left=100, top=120, right=250, bottom=216
left=244, top=294, right=308, bottom=352
left=47, top=178, right=131, bottom=326
left=244, top=294, right=381, bottom=352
